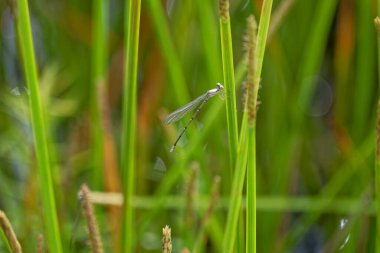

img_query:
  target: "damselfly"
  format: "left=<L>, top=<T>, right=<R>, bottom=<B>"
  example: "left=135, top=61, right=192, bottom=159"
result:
left=164, top=83, right=224, bottom=152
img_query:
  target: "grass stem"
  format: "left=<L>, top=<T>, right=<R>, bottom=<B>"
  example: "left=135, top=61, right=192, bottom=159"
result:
left=219, top=0, right=239, bottom=173
left=16, top=0, right=62, bottom=252
left=375, top=15, right=380, bottom=253
left=0, top=211, right=22, bottom=253
left=245, top=0, right=273, bottom=251
left=222, top=115, right=248, bottom=253
left=121, top=0, right=141, bottom=251
left=79, top=185, right=104, bottom=253
left=91, top=0, right=109, bottom=189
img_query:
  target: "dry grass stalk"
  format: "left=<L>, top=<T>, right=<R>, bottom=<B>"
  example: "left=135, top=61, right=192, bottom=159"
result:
left=268, top=0, right=296, bottom=40
left=36, top=234, right=44, bottom=253
left=5, top=0, right=17, bottom=18
left=200, top=176, right=221, bottom=227
left=162, top=225, right=172, bottom=253
left=192, top=176, right=221, bottom=253
left=79, top=184, right=104, bottom=253
left=0, top=210, right=22, bottom=253
left=374, top=17, right=380, bottom=36
left=185, top=162, right=199, bottom=228
left=245, top=15, right=259, bottom=124
left=219, top=0, right=229, bottom=21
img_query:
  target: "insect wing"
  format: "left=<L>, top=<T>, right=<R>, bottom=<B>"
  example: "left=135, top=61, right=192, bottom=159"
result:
left=164, top=93, right=207, bottom=124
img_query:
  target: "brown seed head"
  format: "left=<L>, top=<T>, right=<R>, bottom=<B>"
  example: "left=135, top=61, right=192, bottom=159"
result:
left=162, top=225, right=172, bottom=253
left=374, top=17, right=380, bottom=36
left=80, top=184, right=104, bottom=253
left=245, top=15, right=259, bottom=124
left=219, top=0, right=229, bottom=21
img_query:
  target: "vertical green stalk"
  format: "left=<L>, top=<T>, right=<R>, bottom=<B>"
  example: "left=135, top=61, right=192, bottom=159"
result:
left=376, top=105, right=380, bottom=253
left=245, top=15, right=258, bottom=253
left=246, top=0, right=273, bottom=250
left=16, top=0, right=62, bottom=252
left=219, top=0, right=238, bottom=171
left=352, top=0, right=375, bottom=141
left=91, top=0, right=108, bottom=189
left=222, top=116, right=248, bottom=253
left=219, top=1, right=243, bottom=252
left=121, top=0, right=141, bottom=252
left=375, top=16, right=380, bottom=253
left=246, top=128, right=257, bottom=252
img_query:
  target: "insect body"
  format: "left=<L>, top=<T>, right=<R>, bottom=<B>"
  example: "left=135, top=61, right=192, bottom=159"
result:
left=165, top=83, right=224, bottom=152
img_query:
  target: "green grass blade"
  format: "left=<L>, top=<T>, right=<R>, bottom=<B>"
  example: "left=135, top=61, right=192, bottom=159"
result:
left=375, top=15, right=380, bottom=253
left=254, top=1, right=273, bottom=87
left=91, top=0, right=108, bottom=189
left=222, top=115, right=248, bottom=253
left=121, top=0, right=141, bottom=252
left=16, top=0, right=63, bottom=252
left=246, top=1, right=273, bottom=252
left=247, top=127, right=257, bottom=253
left=352, top=0, right=376, bottom=141
left=219, top=0, right=239, bottom=172
left=376, top=124, right=380, bottom=252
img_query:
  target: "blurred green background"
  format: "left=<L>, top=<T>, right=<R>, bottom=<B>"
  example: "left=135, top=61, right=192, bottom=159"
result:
left=0, top=0, right=379, bottom=252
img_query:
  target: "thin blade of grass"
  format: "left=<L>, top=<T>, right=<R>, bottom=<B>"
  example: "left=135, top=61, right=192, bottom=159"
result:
left=352, top=0, right=376, bottom=142
left=222, top=114, right=248, bottom=253
left=375, top=16, right=380, bottom=253
left=91, top=0, right=108, bottom=189
left=121, top=0, right=141, bottom=252
left=246, top=0, right=273, bottom=252
left=219, top=0, right=239, bottom=173
left=16, top=0, right=63, bottom=252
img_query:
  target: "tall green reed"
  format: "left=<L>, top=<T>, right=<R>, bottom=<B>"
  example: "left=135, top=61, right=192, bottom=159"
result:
left=218, top=1, right=245, bottom=251
left=222, top=116, right=248, bottom=253
left=121, top=0, right=141, bottom=252
left=375, top=14, right=380, bottom=253
left=16, top=0, right=62, bottom=252
left=352, top=0, right=375, bottom=142
left=376, top=101, right=380, bottom=253
left=91, top=0, right=108, bottom=189
left=245, top=15, right=258, bottom=253
left=219, top=0, right=238, bottom=172
left=246, top=0, right=273, bottom=251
